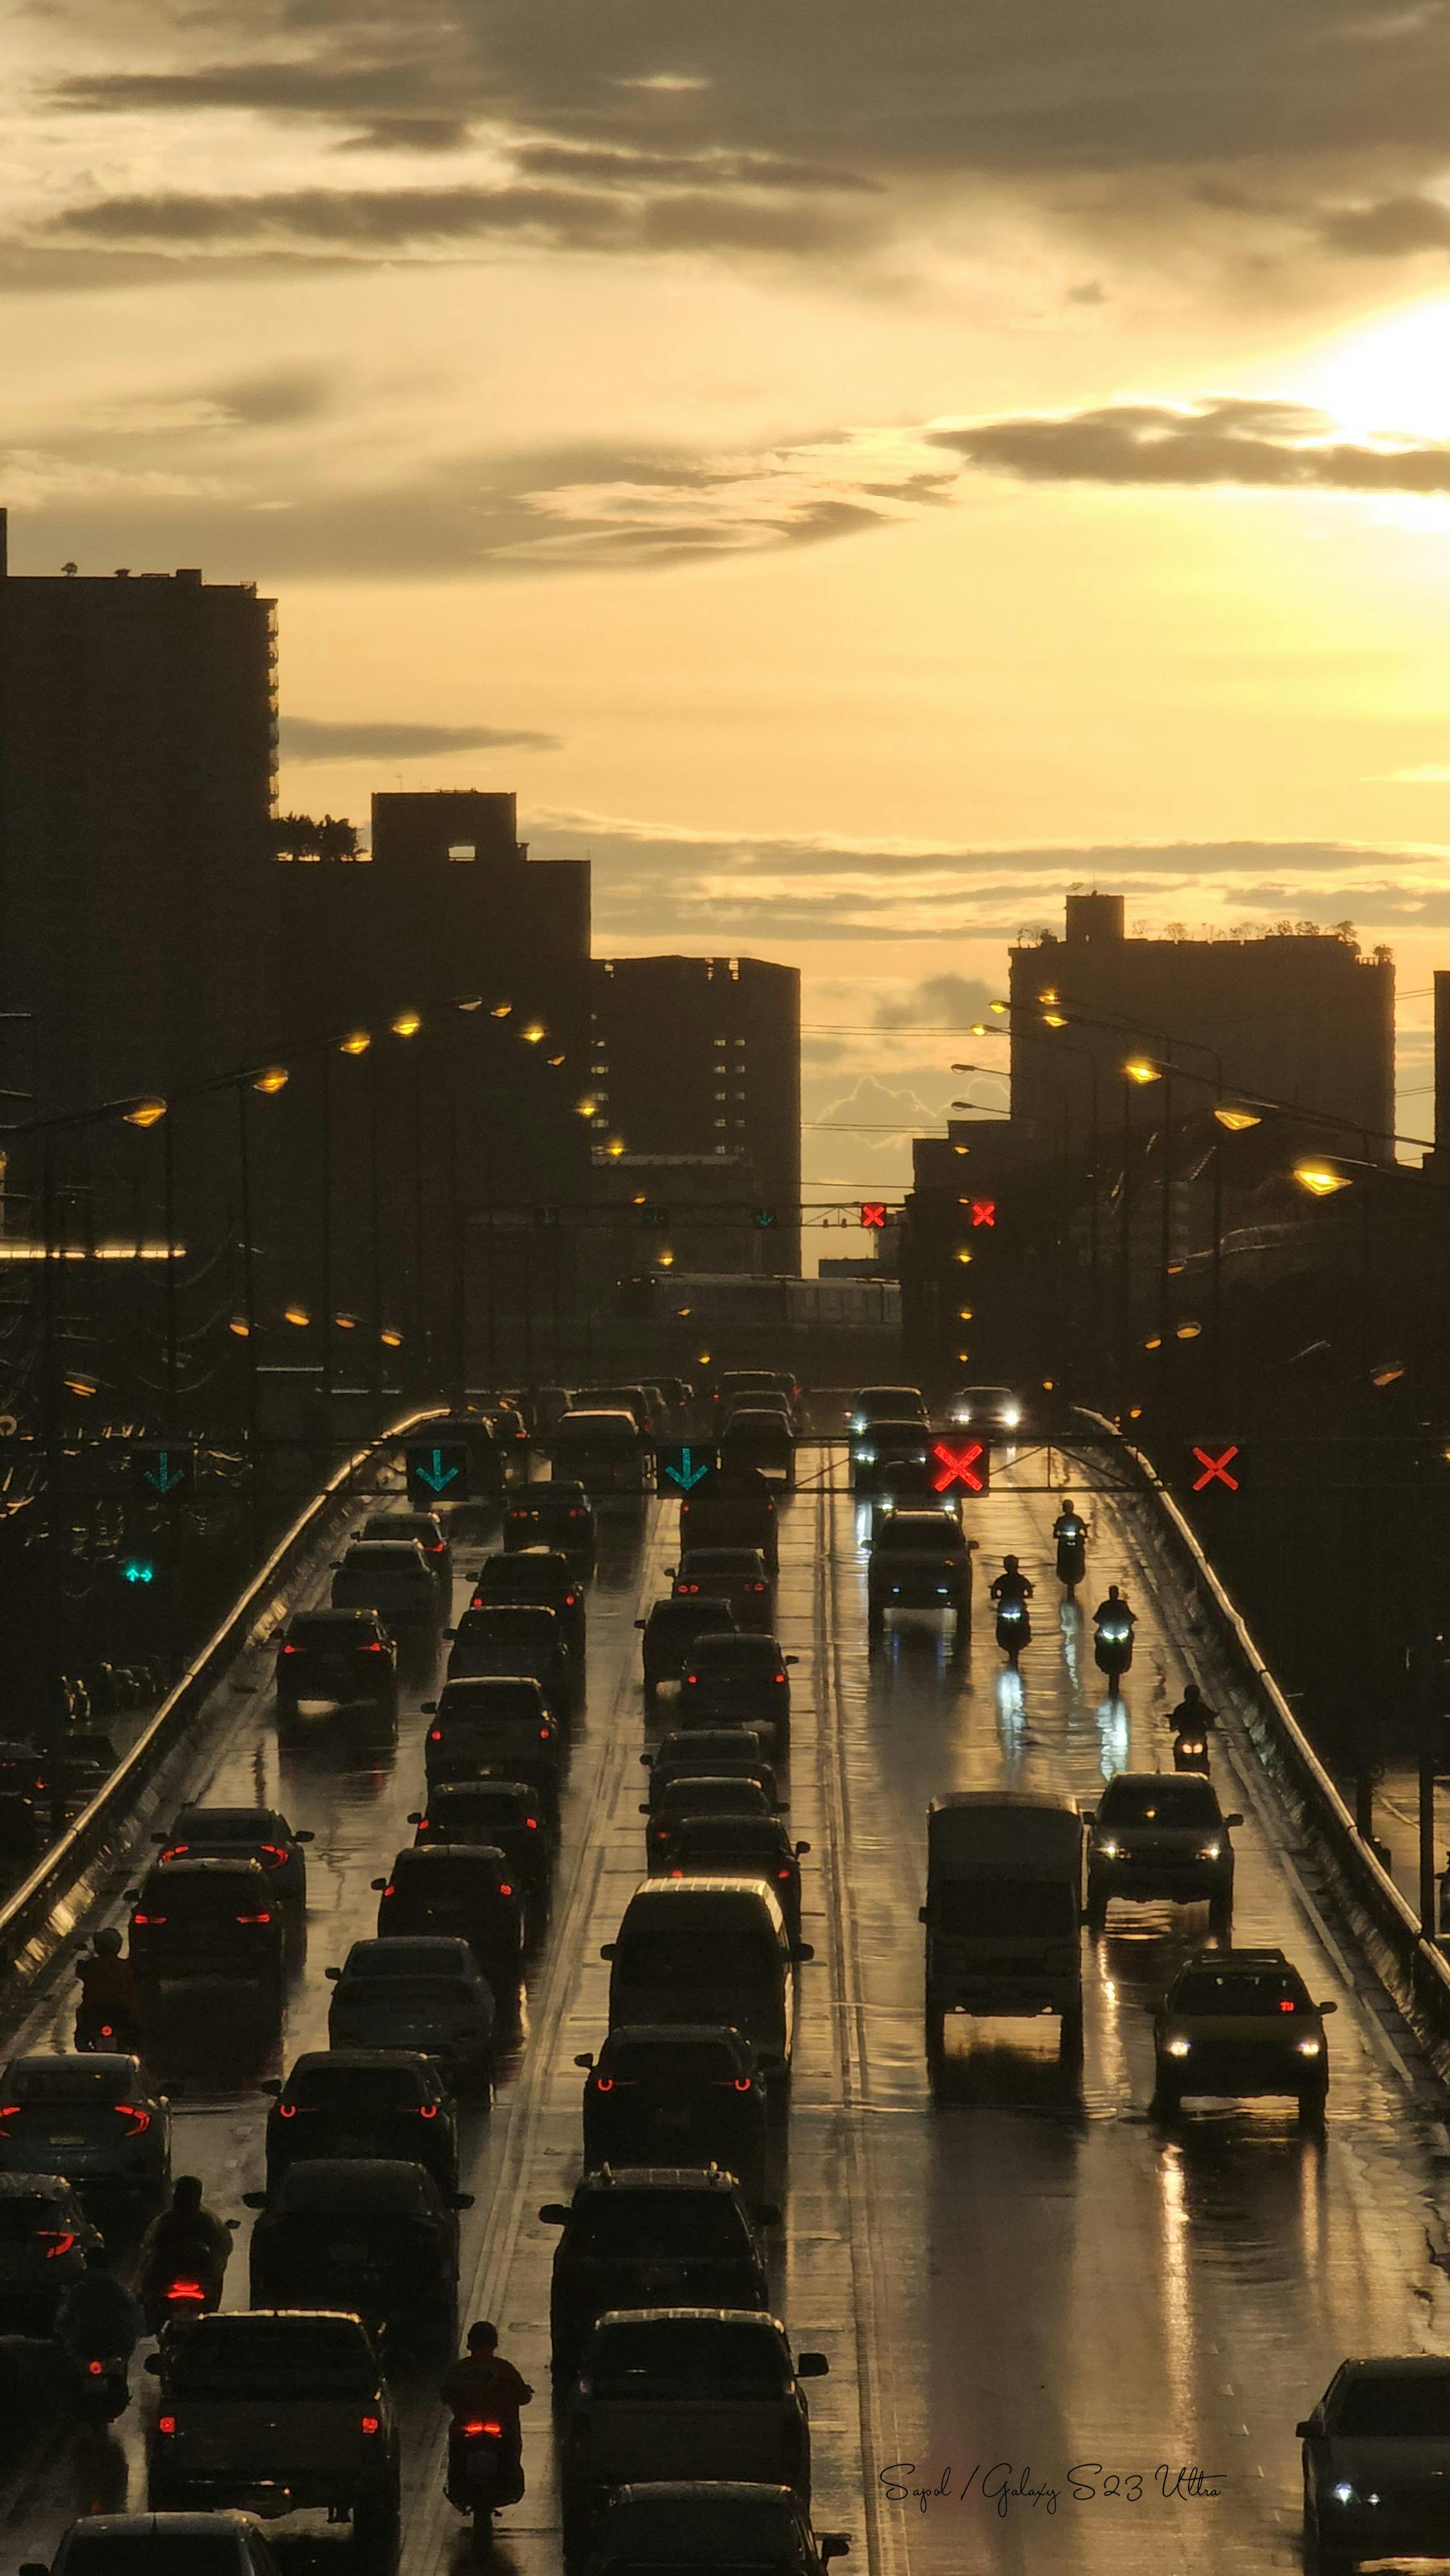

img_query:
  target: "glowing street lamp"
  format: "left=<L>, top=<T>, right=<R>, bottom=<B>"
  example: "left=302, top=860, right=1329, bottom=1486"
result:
left=1294, top=1161, right=1351, bottom=1198
left=390, top=1010, right=423, bottom=1039
left=1214, top=1103, right=1261, bottom=1132
left=124, top=1097, right=167, bottom=1128
left=251, top=1065, right=288, bottom=1095
left=338, top=1030, right=371, bottom=1056
left=1124, top=1059, right=1160, bottom=1086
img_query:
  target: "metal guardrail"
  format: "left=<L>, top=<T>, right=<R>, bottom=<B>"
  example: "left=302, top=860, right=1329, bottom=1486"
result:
left=0, top=1405, right=449, bottom=2008
left=1075, top=1407, right=1450, bottom=2081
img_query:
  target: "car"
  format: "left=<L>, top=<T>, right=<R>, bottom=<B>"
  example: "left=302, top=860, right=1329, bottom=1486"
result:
left=540, top=2168, right=775, bottom=2383
left=59, top=1732, right=120, bottom=1810
left=642, top=1732, right=779, bottom=1816
left=866, top=1511, right=974, bottom=1640
left=152, top=1806, right=313, bottom=1915
left=0, top=1742, right=51, bottom=1804
left=677, top=1636, right=796, bottom=1751
left=330, top=1540, right=440, bottom=1643
left=720, top=1392, right=795, bottom=1440
left=713, top=1372, right=800, bottom=1430
left=637, top=1601, right=741, bottom=1709
left=0, top=2053, right=170, bottom=2207
left=358, top=1509, right=451, bottom=1595
left=504, top=1481, right=596, bottom=1556
left=605, top=1881, right=804, bottom=2091
left=245, top=2159, right=470, bottom=2353
left=849, top=1417, right=929, bottom=1497
left=868, top=1462, right=959, bottom=1538
left=146, top=2310, right=400, bottom=2565
left=561, top=2310, right=827, bottom=2548
left=372, top=1844, right=524, bottom=2006
left=424, top=1410, right=509, bottom=1504
left=663, top=1819, right=809, bottom=1947
left=549, top=1410, right=650, bottom=1495
left=274, top=1610, right=397, bottom=1729
left=571, top=1384, right=661, bottom=1437
left=718, top=1412, right=795, bottom=1488
left=947, top=1383, right=1024, bottom=1434
left=471, top=1547, right=586, bottom=1653
left=421, top=1677, right=562, bottom=1808
left=680, top=1474, right=779, bottom=1571
left=576, top=2026, right=771, bottom=2198
left=580, top=2483, right=851, bottom=2576
left=646, top=1778, right=780, bottom=1873
left=410, top=1778, right=554, bottom=1903
left=444, top=1603, right=576, bottom=1713
left=1297, top=2355, right=1450, bottom=2573
left=0, top=2170, right=100, bottom=2331
left=847, top=1386, right=927, bottom=1432
left=128, top=1857, right=285, bottom=2018
left=671, top=1551, right=773, bottom=1634
left=263, top=2050, right=458, bottom=2193
left=1153, top=1947, right=1335, bottom=2120
left=1084, top=1772, right=1242, bottom=1935
left=326, top=1937, right=495, bottom=2093
left=19, top=2511, right=285, bottom=2576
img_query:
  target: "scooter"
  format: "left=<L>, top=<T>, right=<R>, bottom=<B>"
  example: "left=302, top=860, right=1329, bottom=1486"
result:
left=63, top=2343, right=132, bottom=2423
left=995, top=1598, right=1031, bottom=1667
left=1055, top=1527, right=1086, bottom=1595
left=1172, top=1727, right=1210, bottom=1774
left=75, top=2006, right=142, bottom=2056
left=447, top=2418, right=522, bottom=2550
left=1094, top=1614, right=1135, bottom=1680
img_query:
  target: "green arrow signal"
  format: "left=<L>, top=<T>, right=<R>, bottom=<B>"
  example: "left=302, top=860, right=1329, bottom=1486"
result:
left=664, top=1447, right=710, bottom=1492
left=413, top=1446, right=461, bottom=1493
left=142, top=1452, right=185, bottom=1495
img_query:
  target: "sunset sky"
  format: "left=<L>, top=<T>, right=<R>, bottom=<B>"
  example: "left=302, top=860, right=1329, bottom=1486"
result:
left=12, top=0, right=1450, bottom=1208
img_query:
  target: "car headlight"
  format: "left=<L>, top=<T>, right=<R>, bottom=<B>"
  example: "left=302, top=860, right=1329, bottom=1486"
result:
left=1097, top=1839, right=1121, bottom=1859
left=1332, top=2483, right=1357, bottom=2506
left=854, top=1447, right=876, bottom=1464
left=1195, top=1841, right=1222, bottom=1861
left=1165, top=2036, right=1191, bottom=2058
left=1295, top=2038, right=1322, bottom=2056
left=1002, top=1405, right=1021, bottom=1428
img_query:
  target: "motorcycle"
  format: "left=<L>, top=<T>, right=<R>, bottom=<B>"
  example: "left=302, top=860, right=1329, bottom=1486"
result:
left=1055, top=1527, right=1086, bottom=1594
left=447, top=2418, right=522, bottom=2548
left=62, top=2344, right=132, bottom=2422
left=994, top=1598, right=1031, bottom=1667
left=75, top=2005, right=142, bottom=2057
left=1094, top=1615, right=1135, bottom=1681
left=1172, top=1727, right=1210, bottom=1774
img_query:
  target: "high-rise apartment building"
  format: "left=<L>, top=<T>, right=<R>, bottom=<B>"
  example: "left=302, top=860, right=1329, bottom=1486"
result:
left=589, top=956, right=802, bottom=1274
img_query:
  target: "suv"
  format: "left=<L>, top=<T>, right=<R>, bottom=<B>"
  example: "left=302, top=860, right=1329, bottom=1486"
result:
left=581, top=2485, right=851, bottom=2576
left=637, top=1601, right=740, bottom=1709
left=471, top=1548, right=586, bottom=1654
left=153, top=1806, right=312, bottom=1916
left=129, top=1857, right=285, bottom=2017
left=671, top=1551, right=773, bottom=1634
left=146, top=2311, right=399, bottom=2565
left=1084, top=1772, right=1241, bottom=1935
left=850, top=1418, right=928, bottom=1497
left=274, top=1611, right=396, bottom=1730
left=677, top=1636, right=796, bottom=1752
left=358, top=1510, right=451, bottom=1596
left=504, top=1482, right=596, bottom=1555
left=643, top=1732, right=778, bottom=1815
left=718, top=1414, right=795, bottom=1488
left=421, top=1678, right=561, bottom=1808
left=21, top=2516, right=283, bottom=2576
left=263, top=2050, right=458, bottom=2193
left=444, top=1604, right=575, bottom=1713
left=245, top=2161, right=469, bottom=2352
left=540, top=2168, right=775, bottom=2383
left=410, top=1778, right=554, bottom=1902
left=325, top=1938, right=495, bottom=2093
left=330, top=1540, right=440, bottom=1642
left=867, top=1511, right=974, bottom=1641
left=1153, top=1947, right=1335, bottom=2121
left=576, top=2026, right=771, bottom=2197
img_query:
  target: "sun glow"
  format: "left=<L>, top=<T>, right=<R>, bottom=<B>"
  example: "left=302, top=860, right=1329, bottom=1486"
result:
left=1302, top=295, right=1450, bottom=440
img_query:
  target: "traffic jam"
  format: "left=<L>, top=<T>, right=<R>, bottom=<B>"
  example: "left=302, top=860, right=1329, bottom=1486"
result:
left=0, top=1377, right=1448, bottom=2575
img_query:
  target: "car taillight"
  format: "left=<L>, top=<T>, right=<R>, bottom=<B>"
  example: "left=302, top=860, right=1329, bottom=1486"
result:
left=677, top=1582, right=699, bottom=1595
left=281, top=1643, right=301, bottom=1656
left=499, top=1883, right=513, bottom=1898
left=749, top=1582, right=767, bottom=1593
left=236, top=1912, right=273, bottom=1926
left=131, top=1912, right=165, bottom=1927
left=418, top=2103, right=438, bottom=2119
left=0, top=2105, right=19, bottom=2124
left=379, top=1886, right=395, bottom=1901
left=115, top=2107, right=151, bottom=2136
left=778, top=1868, right=791, bottom=1882
left=277, top=2103, right=297, bottom=2119
left=160, top=1844, right=189, bottom=1861
left=361, top=2415, right=381, bottom=2436
left=1279, top=1998, right=1297, bottom=2013
left=538, top=1727, right=551, bottom=1740
left=684, top=1673, right=698, bottom=1686
left=429, top=1729, right=442, bottom=1743
left=157, top=2415, right=176, bottom=2435
left=259, top=1844, right=288, bottom=1868
left=41, top=2232, right=76, bottom=2259
left=87, top=2358, right=104, bottom=2376
left=774, top=1672, right=786, bottom=1684
left=594, top=2076, right=614, bottom=2093
left=525, top=1817, right=538, bottom=1831
left=364, top=1642, right=387, bottom=1654
left=669, top=1866, right=684, bottom=1878
left=732, top=2076, right=753, bottom=2093
left=459, top=2419, right=502, bottom=2438
left=564, top=1593, right=577, bottom=1607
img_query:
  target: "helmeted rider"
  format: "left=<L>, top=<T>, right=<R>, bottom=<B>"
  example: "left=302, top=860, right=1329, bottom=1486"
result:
left=990, top=1555, right=1034, bottom=1605
left=1093, top=1582, right=1136, bottom=1629
left=442, top=2320, right=533, bottom=2506
left=54, top=2244, right=143, bottom=2365
left=138, top=2175, right=232, bottom=2313
left=1053, top=1498, right=1086, bottom=1542
left=1170, top=1680, right=1214, bottom=1734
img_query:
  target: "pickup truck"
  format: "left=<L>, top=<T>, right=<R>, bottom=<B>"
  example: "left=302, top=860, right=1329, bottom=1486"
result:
left=866, top=1510, right=974, bottom=1642
left=146, top=2311, right=400, bottom=2570
left=561, top=2309, right=825, bottom=2555
left=920, top=1792, right=1084, bottom=2083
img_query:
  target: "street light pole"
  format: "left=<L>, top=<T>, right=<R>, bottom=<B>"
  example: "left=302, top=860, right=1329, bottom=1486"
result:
left=163, top=1111, right=178, bottom=1430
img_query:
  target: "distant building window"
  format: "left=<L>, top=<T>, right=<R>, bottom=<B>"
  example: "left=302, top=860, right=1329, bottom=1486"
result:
left=447, top=843, right=476, bottom=860
left=713, top=1119, right=728, bottom=1130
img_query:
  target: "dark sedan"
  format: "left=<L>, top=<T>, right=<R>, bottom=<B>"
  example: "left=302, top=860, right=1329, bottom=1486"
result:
left=262, top=2051, right=458, bottom=2194
left=0, top=2054, right=170, bottom=2208
left=576, top=2025, right=771, bottom=2198
left=245, top=2159, right=471, bottom=2353
left=153, top=1806, right=312, bottom=1917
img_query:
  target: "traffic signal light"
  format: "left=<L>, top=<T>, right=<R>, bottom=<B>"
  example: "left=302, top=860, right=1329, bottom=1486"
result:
left=752, top=1208, right=778, bottom=1230
left=1187, top=1441, right=1246, bottom=1494
left=860, top=1202, right=887, bottom=1231
left=129, top=1443, right=194, bottom=1499
left=405, top=1439, right=471, bottom=1503
left=930, top=1437, right=991, bottom=1495
left=969, top=1198, right=997, bottom=1229
left=655, top=1441, right=720, bottom=1497
left=119, top=1553, right=156, bottom=1586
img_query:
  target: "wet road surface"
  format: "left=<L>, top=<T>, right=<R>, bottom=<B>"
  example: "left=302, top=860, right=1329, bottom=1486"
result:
left=3, top=1442, right=1450, bottom=2573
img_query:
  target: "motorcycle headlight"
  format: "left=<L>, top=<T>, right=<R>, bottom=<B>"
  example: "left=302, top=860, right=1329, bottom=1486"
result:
left=1196, top=1841, right=1222, bottom=1861
left=1164, top=2037, right=1191, bottom=2058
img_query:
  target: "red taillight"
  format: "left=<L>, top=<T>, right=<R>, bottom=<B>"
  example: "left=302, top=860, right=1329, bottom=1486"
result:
left=429, top=1729, right=442, bottom=1743
left=166, top=2282, right=205, bottom=2303
left=428, top=1542, right=445, bottom=1555
left=277, top=2102, right=297, bottom=2119
left=361, top=2415, right=381, bottom=2436
left=684, top=1673, right=698, bottom=1686
left=41, top=2232, right=76, bottom=2260
left=87, top=2358, right=104, bottom=2375
left=778, top=1868, right=791, bottom=1882
left=670, top=1866, right=684, bottom=1878
left=774, top=1672, right=786, bottom=1684
left=538, top=1727, right=550, bottom=1741
left=677, top=1583, right=699, bottom=1595
left=418, top=2103, right=438, bottom=2120
left=749, top=1582, right=767, bottom=1593
left=235, top=1912, right=273, bottom=1926
left=0, top=2105, right=19, bottom=2122
left=380, top=1886, right=395, bottom=1902
left=594, top=2076, right=614, bottom=2093
left=525, top=1817, right=538, bottom=1831
left=115, top=2107, right=151, bottom=2137
left=1279, top=1998, right=1297, bottom=2013
left=480, top=2420, right=502, bottom=2437
left=160, top=1844, right=188, bottom=1861
left=364, top=1642, right=387, bottom=1654
left=733, top=2076, right=753, bottom=2093
left=499, top=1883, right=513, bottom=1898
left=564, top=1594, right=577, bottom=1608
left=458, top=2419, right=502, bottom=2438
left=98, top=2027, right=115, bottom=2040
left=157, top=2414, right=176, bottom=2435
left=259, top=1844, right=288, bottom=1868
left=131, top=1913, right=165, bottom=1927
left=281, top=1643, right=301, bottom=1656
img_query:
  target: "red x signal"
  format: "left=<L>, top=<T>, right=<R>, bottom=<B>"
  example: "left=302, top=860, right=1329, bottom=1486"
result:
left=1191, top=1443, right=1241, bottom=1492
left=860, top=1202, right=887, bottom=1231
left=931, top=1438, right=989, bottom=1494
left=970, top=1199, right=997, bottom=1228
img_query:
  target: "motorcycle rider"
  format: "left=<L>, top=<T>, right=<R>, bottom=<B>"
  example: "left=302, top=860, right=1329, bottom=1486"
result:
left=1092, top=1583, right=1136, bottom=1631
left=1052, top=1499, right=1086, bottom=1545
left=990, top=1556, right=1034, bottom=1607
left=138, top=2174, right=233, bottom=2320
left=442, top=2320, right=533, bottom=2506
left=1169, top=1681, right=1214, bottom=1734
left=75, top=1927, right=138, bottom=2048
left=54, top=2246, right=142, bottom=2382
